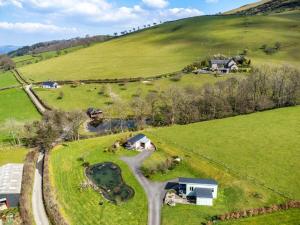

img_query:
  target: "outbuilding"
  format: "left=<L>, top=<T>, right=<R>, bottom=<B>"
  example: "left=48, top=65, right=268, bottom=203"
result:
left=125, top=134, right=152, bottom=151
left=178, top=177, right=218, bottom=206
left=0, top=164, right=23, bottom=208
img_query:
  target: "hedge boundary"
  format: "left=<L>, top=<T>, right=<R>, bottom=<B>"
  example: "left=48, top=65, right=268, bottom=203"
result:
left=19, top=150, right=39, bottom=225
left=205, top=200, right=300, bottom=225
left=33, top=70, right=182, bottom=85
left=43, top=151, right=69, bottom=225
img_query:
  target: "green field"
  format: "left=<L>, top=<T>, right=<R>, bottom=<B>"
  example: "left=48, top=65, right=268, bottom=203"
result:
left=146, top=106, right=300, bottom=199
left=0, top=71, right=19, bottom=88
left=49, top=136, right=147, bottom=225
left=19, top=12, right=300, bottom=82
left=0, top=147, right=28, bottom=166
left=143, top=107, right=300, bottom=224
left=34, top=74, right=242, bottom=113
left=0, top=88, right=40, bottom=143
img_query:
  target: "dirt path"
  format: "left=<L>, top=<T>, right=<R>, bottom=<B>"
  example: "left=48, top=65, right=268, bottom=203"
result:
left=121, top=151, right=174, bottom=225
left=32, top=153, right=50, bottom=225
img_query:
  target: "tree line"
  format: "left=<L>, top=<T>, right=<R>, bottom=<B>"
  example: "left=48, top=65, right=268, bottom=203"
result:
left=128, top=65, right=300, bottom=128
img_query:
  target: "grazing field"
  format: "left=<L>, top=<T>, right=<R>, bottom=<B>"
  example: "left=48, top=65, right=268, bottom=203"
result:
left=34, top=74, right=242, bottom=113
left=49, top=135, right=147, bottom=225
left=0, top=71, right=19, bottom=88
left=0, top=88, right=40, bottom=143
left=0, top=147, right=28, bottom=166
left=19, top=12, right=300, bottom=82
left=141, top=107, right=300, bottom=224
left=0, top=88, right=40, bottom=124
left=146, top=106, right=300, bottom=199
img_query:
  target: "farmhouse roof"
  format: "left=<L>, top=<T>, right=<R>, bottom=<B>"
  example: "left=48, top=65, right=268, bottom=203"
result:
left=0, top=164, right=23, bottom=194
left=210, top=59, right=231, bottom=65
left=42, top=81, right=57, bottom=86
left=178, top=177, right=217, bottom=185
left=127, top=134, right=150, bottom=144
left=194, top=188, right=213, bottom=199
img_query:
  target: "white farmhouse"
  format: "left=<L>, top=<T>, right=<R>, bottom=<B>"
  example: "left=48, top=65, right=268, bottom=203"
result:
left=125, top=134, right=152, bottom=151
left=178, top=177, right=218, bottom=206
left=42, top=81, right=58, bottom=89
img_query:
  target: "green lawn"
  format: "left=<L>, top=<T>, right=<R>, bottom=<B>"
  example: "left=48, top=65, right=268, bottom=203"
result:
left=19, top=12, right=300, bottom=82
left=0, top=147, right=28, bottom=166
left=0, top=71, right=19, bottom=88
left=49, top=135, right=147, bottom=225
left=34, top=73, right=243, bottom=113
left=219, top=208, right=300, bottom=225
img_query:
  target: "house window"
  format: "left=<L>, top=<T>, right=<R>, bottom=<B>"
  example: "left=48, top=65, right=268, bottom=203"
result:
left=190, top=187, right=194, bottom=191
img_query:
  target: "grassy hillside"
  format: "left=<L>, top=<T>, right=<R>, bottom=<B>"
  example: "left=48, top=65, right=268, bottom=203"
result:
left=49, top=136, right=147, bottom=225
left=225, top=0, right=271, bottom=14
left=19, top=12, right=300, bottom=82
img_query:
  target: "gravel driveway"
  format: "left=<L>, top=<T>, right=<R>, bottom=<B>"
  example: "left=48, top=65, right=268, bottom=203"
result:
left=121, top=150, right=175, bottom=225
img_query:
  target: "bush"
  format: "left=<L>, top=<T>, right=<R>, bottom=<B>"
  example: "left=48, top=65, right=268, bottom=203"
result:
left=19, top=150, right=39, bottom=225
left=43, top=151, right=70, bottom=225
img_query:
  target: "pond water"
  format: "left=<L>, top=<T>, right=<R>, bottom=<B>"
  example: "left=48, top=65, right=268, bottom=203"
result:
left=87, top=119, right=137, bottom=134
left=86, top=162, right=134, bottom=202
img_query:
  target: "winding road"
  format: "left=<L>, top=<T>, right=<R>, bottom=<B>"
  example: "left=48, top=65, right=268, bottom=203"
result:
left=32, top=153, right=50, bottom=225
left=121, top=150, right=175, bottom=225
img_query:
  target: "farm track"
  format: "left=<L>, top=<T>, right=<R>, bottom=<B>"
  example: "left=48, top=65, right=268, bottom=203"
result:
left=121, top=150, right=176, bottom=225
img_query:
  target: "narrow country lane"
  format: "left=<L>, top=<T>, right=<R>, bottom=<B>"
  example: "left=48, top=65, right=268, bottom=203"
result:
left=24, top=84, right=46, bottom=113
left=32, top=153, right=50, bottom=225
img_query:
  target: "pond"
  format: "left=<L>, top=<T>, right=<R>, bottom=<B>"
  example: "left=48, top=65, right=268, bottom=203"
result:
left=86, top=162, right=134, bottom=203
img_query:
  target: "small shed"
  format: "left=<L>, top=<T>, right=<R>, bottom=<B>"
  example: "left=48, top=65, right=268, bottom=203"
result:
left=86, top=108, right=103, bottom=119
left=125, top=134, right=152, bottom=150
left=0, top=164, right=23, bottom=208
left=42, top=81, right=58, bottom=89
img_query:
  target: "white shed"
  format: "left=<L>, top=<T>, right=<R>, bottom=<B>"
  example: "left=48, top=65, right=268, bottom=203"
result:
left=125, top=134, right=152, bottom=150
left=0, top=164, right=23, bottom=208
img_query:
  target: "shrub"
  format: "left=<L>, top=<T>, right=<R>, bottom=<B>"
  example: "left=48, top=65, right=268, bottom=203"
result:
left=43, top=151, right=70, bottom=225
left=19, top=150, right=39, bottom=225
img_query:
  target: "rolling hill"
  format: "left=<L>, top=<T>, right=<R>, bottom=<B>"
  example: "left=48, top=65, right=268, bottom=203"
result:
left=228, top=0, right=300, bottom=15
left=19, top=11, right=300, bottom=82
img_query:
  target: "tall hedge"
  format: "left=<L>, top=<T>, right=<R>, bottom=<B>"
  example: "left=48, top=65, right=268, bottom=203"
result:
left=19, top=150, right=39, bottom=225
left=43, top=151, right=69, bottom=225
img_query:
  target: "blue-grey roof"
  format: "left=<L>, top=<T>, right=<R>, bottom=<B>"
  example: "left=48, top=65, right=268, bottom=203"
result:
left=179, top=177, right=217, bottom=185
left=194, top=188, right=213, bottom=198
left=127, top=134, right=149, bottom=144
left=42, top=81, right=57, bottom=86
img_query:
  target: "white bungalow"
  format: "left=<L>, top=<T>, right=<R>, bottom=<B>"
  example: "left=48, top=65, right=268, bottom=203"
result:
left=125, top=134, right=152, bottom=151
left=42, top=81, right=58, bottom=89
left=178, top=177, right=218, bottom=206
